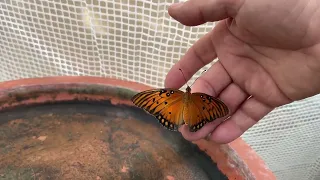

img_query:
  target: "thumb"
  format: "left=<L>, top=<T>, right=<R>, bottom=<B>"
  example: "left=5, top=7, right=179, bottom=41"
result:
left=168, top=0, right=242, bottom=26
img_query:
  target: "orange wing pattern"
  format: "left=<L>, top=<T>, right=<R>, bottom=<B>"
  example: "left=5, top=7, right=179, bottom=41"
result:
left=187, top=92, right=229, bottom=132
left=131, top=89, right=185, bottom=131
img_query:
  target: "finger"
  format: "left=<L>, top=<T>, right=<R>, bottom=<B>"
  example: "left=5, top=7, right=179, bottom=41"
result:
left=208, top=97, right=274, bottom=144
left=190, top=61, right=232, bottom=97
left=165, top=30, right=217, bottom=89
left=168, top=0, right=242, bottom=26
left=179, top=83, right=249, bottom=141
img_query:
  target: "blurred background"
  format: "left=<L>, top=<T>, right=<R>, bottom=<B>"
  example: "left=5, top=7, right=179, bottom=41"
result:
left=1, top=0, right=320, bottom=179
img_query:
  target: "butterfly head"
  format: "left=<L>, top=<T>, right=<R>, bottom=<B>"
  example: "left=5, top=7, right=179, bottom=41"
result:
left=186, top=86, right=191, bottom=93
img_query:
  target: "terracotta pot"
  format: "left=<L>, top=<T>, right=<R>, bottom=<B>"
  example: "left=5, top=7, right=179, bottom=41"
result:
left=0, top=76, right=275, bottom=180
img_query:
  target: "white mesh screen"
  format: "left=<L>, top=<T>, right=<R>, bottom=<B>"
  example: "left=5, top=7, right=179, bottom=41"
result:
left=1, top=1, right=320, bottom=180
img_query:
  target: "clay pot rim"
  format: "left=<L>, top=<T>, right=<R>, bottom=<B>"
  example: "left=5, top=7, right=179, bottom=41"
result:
left=0, top=76, right=275, bottom=180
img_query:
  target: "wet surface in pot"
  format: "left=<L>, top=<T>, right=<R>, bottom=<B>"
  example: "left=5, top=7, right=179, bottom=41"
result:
left=0, top=100, right=228, bottom=180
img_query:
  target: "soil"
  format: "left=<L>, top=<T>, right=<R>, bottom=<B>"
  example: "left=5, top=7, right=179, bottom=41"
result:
left=0, top=102, right=227, bottom=180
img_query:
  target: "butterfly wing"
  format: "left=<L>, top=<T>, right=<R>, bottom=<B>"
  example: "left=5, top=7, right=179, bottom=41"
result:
left=187, top=92, right=229, bottom=132
left=131, top=89, right=185, bottom=131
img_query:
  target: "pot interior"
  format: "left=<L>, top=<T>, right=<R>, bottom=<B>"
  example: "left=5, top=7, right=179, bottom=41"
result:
left=0, top=96, right=228, bottom=180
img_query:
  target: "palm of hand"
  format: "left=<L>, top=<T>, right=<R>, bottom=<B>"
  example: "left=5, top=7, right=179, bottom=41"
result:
left=164, top=0, right=320, bottom=143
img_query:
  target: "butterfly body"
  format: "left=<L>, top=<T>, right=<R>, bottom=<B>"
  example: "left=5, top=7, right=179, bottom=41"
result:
left=131, top=86, right=229, bottom=132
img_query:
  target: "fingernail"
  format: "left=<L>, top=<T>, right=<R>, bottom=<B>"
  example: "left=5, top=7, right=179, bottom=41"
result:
left=170, top=2, right=184, bottom=9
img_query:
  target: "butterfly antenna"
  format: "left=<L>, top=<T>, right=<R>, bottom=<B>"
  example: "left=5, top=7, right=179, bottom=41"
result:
left=179, top=68, right=190, bottom=87
left=190, top=69, right=207, bottom=87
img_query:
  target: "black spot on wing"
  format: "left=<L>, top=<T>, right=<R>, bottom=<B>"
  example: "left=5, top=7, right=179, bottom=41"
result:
left=154, top=113, right=178, bottom=131
left=189, top=120, right=207, bottom=132
left=159, top=89, right=167, bottom=96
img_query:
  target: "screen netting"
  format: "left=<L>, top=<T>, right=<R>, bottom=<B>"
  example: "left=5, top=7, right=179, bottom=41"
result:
left=1, top=1, right=320, bottom=180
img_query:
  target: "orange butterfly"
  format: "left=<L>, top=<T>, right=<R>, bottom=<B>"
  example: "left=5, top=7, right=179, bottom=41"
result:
left=131, top=69, right=229, bottom=132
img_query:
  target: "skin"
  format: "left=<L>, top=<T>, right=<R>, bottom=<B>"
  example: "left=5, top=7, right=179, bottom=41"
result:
left=164, top=0, right=320, bottom=144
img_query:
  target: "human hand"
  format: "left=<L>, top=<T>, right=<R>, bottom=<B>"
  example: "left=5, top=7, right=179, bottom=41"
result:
left=164, top=0, right=320, bottom=143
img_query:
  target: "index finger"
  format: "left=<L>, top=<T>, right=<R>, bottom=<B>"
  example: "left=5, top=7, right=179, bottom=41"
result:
left=168, top=0, right=240, bottom=26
